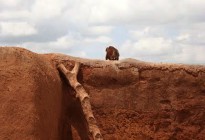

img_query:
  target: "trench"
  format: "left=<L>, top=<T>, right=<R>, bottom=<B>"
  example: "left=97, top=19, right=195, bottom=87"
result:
left=59, top=70, right=91, bottom=140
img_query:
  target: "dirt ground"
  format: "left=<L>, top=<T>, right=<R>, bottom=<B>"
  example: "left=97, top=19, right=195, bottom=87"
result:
left=1, top=47, right=205, bottom=140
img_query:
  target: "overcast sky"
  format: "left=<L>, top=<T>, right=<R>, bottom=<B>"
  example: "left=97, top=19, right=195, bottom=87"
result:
left=0, top=0, right=205, bottom=64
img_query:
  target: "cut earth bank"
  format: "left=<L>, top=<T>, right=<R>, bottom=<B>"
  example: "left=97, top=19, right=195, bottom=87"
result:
left=0, top=47, right=205, bottom=140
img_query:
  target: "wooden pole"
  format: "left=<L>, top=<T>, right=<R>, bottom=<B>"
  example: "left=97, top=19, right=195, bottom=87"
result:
left=58, top=62, right=103, bottom=140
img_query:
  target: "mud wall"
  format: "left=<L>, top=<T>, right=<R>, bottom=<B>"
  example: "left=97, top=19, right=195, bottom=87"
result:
left=78, top=59, right=205, bottom=140
left=54, top=54, right=205, bottom=140
left=1, top=47, right=205, bottom=140
left=0, top=47, right=93, bottom=140
left=0, top=48, right=63, bottom=139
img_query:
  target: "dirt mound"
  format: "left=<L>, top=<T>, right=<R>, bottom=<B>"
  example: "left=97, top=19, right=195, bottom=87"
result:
left=1, top=47, right=205, bottom=140
left=0, top=47, right=65, bottom=139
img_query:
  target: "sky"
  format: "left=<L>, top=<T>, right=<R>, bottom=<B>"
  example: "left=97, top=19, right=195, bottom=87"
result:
left=0, top=0, right=205, bottom=64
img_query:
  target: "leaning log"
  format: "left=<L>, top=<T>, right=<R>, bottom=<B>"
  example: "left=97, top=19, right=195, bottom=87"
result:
left=58, top=62, right=103, bottom=140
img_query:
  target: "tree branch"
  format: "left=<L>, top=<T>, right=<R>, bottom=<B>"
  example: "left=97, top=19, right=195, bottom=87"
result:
left=58, top=62, right=103, bottom=140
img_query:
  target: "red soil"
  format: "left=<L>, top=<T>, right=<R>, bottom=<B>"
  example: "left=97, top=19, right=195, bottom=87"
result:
left=0, top=47, right=205, bottom=140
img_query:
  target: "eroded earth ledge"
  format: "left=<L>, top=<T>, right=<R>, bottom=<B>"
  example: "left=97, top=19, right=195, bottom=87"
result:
left=0, top=47, right=205, bottom=140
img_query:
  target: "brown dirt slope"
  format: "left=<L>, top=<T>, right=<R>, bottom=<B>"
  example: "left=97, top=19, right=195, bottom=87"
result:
left=1, top=47, right=205, bottom=140
left=0, top=47, right=63, bottom=139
